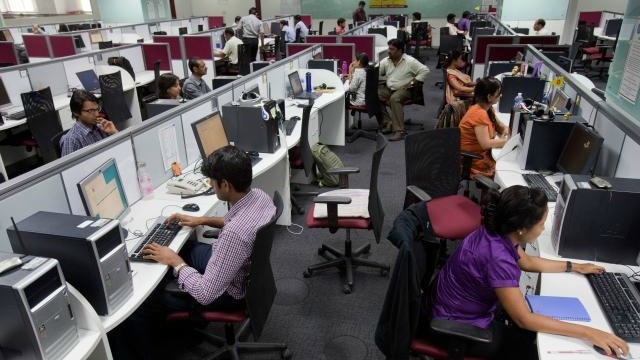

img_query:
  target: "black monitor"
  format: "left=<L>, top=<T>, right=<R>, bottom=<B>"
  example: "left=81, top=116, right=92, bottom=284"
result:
left=197, top=24, right=204, bottom=32
left=178, top=27, right=188, bottom=35
left=308, top=59, right=338, bottom=74
left=554, top=56, right=573, bottom=73
left=191, top=112, right=229, bottom=160
left=98, top=41, right=113, bottom=49
left=368, top=27, right=387, bottom=38
left=604, top=18, right=622, bottom=37
left=77, top=158, right=129, bottom=220
left=556, top=123, right=603, bottom=175
left=270, top=22, right=281, bottom=36
left=0, top=77, right=10, bottom=107
left=499, top=77, right=546, bottom=113
left=513, top=27, right=529, bottom=35
left=74, top=35, right=86, bottom=49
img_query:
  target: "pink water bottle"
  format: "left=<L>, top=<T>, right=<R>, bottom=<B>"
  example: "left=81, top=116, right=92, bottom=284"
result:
left=341, top=60, right=349, bottom=77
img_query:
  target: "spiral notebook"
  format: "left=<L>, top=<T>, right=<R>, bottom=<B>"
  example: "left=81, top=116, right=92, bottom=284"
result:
left=525, top=295, right=591, bottom=321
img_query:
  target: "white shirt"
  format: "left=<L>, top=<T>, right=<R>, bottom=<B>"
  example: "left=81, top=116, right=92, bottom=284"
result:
left=533, top=28, right=549, bottom=35
left=239, top=14, right=262, bottom=39
left=448, top=23, right=463, bottom=36
left=348, top=67, right=366, bottom=106
left=282, top=25, right=295, bottom=43
left=379, top=53, right=429, bottom=91
left=222, top=36, right=244, bottom=64
left=295, top=21, right=309, bottom=39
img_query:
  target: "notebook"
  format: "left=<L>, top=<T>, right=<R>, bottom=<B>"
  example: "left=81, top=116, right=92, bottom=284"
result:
left=525, top=295, right=591, bottom=321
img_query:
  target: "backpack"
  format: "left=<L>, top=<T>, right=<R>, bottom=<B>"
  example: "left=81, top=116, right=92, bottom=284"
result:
left=311, top=143, right=344, bottom=187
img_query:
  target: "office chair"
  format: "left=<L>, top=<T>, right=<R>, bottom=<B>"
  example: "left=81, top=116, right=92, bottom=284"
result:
left=318, top=20, right=324, bottom=35
left=50, top=129, right=69, bottom=159
left=380, top=80, right=425, bottom=132
left=165, top=192, right=292, bottom=360
left=289, top=104, right=319, bottom=214
left=99, top=71, right=132, bottom=126
left=108, top=56, right=135, bottom=81
left=19, top=87, right=63, bottom=163
left=303, top=133, right=390, bottom=294
left=295, top=28, right=302, bottom=43
left=347, top=65, right=383, bottom=143
left=409, top=21, right=431, bottom=60
left=435, top=35, right=465, bottom=89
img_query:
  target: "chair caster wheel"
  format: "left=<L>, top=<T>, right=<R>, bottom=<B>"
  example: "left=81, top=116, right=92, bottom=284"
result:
left=303, top=269, right=312, bottom=278
left=343, top=284, right=352, bottom=294
left=282, top=348, right=293, bottom=359
left=380, top=268, right=389, bottom=276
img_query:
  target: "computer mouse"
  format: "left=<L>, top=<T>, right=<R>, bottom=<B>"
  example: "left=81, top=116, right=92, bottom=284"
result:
left=182, top=203, right=200, bottom=212
left=246, top=150, right=259, bottom=157
left=290, top=116, right=301, bottom=121
left=593, top=345, right=627, bottom=359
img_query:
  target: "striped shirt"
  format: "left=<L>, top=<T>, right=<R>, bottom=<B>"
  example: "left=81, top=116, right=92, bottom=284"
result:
left=60, top=121, right=109, bottom=157
left=177, top=188, right=276, bottom=305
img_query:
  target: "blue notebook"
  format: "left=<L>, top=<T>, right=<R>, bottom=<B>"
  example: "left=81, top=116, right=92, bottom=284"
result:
left=525, top=295, right=591, bottom=321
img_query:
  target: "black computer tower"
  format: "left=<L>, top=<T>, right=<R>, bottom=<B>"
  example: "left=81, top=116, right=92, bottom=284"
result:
left=221, top=100, right=280, bottom=153
left=7, top=211, right=133, bottom=315
left=0, top=254, right=78, bottom=360
left=551, top=175, right=640, bottom=265
left=516, top=114, right=577, bottom=171
left=146, top=98, right=180, bottom=118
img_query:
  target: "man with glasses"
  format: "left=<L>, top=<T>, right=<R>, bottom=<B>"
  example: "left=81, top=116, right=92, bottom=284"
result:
left=60, top=89, right=118, bottom=156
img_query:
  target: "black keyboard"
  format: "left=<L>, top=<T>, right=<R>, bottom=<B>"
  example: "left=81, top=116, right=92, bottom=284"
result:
left=284, top=118, right=298, bottom=135
left=129, top=220, right=182, bottom=262
left=522, top=173, right=557, bottom=202
left=588, top=272, right=640, bottom=342
left=6, top=110, right=25, bottom=120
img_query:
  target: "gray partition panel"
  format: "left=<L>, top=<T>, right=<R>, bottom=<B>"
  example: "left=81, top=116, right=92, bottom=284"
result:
left=94, top=50, right=120, bottom=65
left=133, top=116, right=188, bottom=188
left=0, top=70, right=33, bottom=106
left=181, top=100, right=217, bottom=165
left=28, top=62, right=67, bottom=96
left=594, top=112, right=626, bottom=177
left=0, top=176, right=70, bottom=252
left=267, top=64, right=286, bottom=100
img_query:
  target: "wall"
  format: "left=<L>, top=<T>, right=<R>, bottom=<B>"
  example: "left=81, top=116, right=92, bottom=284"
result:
left=561, top=0, right=627, bottom=44
left=140, top=0, right=171, bottom=21
left=190, top=0, right=254, bottom=26
left=302, top=0, right=480, bottom=19
left=174, top=0, right=192, bottom=19
left=96, top=0, right=143, bottom=23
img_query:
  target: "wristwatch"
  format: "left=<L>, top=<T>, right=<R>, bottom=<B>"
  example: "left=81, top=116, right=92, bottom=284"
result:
left=173, top=262, right=187, bottom=277
left=565, top=261, right=572, bottom=273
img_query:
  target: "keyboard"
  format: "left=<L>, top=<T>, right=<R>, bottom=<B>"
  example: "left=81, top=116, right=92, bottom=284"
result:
left=588, top=272, right=640, bottom=342
left=284, top=118, right=298, bottom=135
left=6, top=110, right=25, bottom=120
left=129, top=219, right=182, bottom=262
left=522, top=173, right=558, bottom=202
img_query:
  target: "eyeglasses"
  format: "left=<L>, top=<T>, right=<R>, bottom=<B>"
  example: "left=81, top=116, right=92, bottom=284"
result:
left=81, top=106, right=101, bottom=114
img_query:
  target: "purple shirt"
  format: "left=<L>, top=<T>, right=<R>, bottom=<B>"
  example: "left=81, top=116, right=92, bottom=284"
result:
left=178, top=189, right=276, bottom=305
left=431, top=226, right=521, bottom=328
left=458, top=17, right=470, bottom=32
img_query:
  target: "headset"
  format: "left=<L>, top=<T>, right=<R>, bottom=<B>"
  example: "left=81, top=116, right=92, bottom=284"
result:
left=240, top=91, right=261, bottom=102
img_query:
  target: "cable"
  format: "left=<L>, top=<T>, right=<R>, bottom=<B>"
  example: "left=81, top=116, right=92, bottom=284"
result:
left=286, top=222, right=304, bottom=235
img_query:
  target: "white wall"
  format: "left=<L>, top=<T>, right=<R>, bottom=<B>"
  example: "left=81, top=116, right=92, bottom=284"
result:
left=562, top=0, right=627, bottom=43
left=191, top=0, right=254, bottom=26
left=174, top=0, right=192, bottom=19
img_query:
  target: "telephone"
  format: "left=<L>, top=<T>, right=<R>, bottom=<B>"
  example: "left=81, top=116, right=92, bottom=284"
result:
left=166, top=177, right=207, bottom=195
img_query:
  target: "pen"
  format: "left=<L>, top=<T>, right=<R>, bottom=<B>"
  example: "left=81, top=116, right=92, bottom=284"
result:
left=546, top=350, right=591, bottom=354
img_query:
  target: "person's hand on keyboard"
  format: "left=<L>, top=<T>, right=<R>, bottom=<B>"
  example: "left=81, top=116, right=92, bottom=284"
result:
left=142, top=242, right=183, bottom=266
left=166, top=213, right=204, bottom=227
left=572, top=262, right=605, bottom=275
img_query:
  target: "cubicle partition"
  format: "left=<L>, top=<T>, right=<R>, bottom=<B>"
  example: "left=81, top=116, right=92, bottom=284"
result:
left=322, top=44, right=356, bottom=67
left=0, top=42, right=19, bottom=66
left=305, top=35, right=339, bottom=44
left=207, top=16, right=224, bottom=29
left=141, top=43, right=172, bottom=73
left=152, top=35, right=184, bottom=78
left=22, top=34, right=51, bottom=61
left=340, top=35, right=376, bottom=61
left=182, top=35, right=215, bottom=84
left=49, top=35, right=78, bottom=58
left=287, top=43, right=315, bottom=57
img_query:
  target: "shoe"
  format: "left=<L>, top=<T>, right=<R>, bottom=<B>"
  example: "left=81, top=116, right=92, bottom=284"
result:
left=381, top=123, right=392, bottom=135
left=389, top=132, right=405, bottom=141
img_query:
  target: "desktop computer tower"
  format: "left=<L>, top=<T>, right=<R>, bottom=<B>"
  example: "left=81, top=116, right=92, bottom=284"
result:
left=146, top=98, right=180, bottom=118
left=7, top=211, right=133, bottom=315
left=516, top=114, right=577, bottom=171
left=0, top=254, right=79, bottom=360
left=221, top=100, right=280, bottom=153
left=551, top=174, right=640, bottom=265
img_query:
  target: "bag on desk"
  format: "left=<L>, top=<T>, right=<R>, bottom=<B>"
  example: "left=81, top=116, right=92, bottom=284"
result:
left=311, top=143, right=344, bottom=187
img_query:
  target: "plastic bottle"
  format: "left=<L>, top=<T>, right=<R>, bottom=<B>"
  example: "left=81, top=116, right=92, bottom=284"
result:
left=341, top=61, right=349, bottom=77
left=215, top=41, right=221, bottom=49
left=305, top=72, right=312, bottom=93
left=137, top=162, right=154, bottom=196
left=513, top=92, right=523, bottom=110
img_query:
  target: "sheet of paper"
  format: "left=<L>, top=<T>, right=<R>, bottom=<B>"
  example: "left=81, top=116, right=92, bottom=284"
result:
left=618, top=20, right=640, bottom=104
left=158, top=123, right=178, bottom=172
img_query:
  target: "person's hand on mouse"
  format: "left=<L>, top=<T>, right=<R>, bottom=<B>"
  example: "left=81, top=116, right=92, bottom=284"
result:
left=166, top=213, right=203, bottom=227
left=142, top=242, right=183, bottom=266
left=588, top=329, right=628, bottom=357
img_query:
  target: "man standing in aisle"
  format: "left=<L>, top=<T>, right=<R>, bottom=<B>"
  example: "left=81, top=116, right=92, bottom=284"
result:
left=238, top=7, right=263, bottom=62
left=182, top=57, right=211, bottom=100
left=378, top=38, right=429, bottom=141
left=353, top=1, right=367, bottom=25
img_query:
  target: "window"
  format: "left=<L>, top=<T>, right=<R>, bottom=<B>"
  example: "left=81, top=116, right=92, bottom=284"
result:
left=80, top=0, right=91, bottom=12
left=3, top=0, right=37, bottom=12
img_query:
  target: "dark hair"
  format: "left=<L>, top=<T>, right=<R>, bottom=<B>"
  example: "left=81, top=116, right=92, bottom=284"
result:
left=202, top=145, right=252, bottom=192
left=356, top=52, right=369, bottom=67
left=412, top=12, right=421, bottom=20
left=70, top=90, right=99, bottom=118
left=294, top=15, right=302, bottom=22
left=387, top=38, right=405, bottom=52
left=280, top=20, right=288, bottom=26
left=359, top=1, right=366, bottom=6
left=188, top=57, right=203, bottom=73
left=462, top=11, right=471, bottom=18
left=249, top=7, right=257, bottom=15
left=482, top=185, right=548, bottom=236
left=535, top=18, right=546, bottom=27
left=235, top=16, right=241, bottom=22
left=224, top=27, right=234, bottom=36
left=337, top=17, right=346, bottom=25
left=157, top=73, right=180, bottom=99
left=58, top=24, right=69, bottom=32
left=473, top=76, right=501, bottom=104
left=444, top=50, right=463, bottom=67
left=447, top=13, right=456, bottom=23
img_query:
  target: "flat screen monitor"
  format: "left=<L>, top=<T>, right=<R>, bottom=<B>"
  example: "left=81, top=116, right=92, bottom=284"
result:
left=0, top=77, right=11, bottom=107
left=288, top=71, right=303, bottom=96
left=77, top=158, right=129, bottom=219
left=513, top=27, right=529, bottom=35
left=263, top=22, right=271, bottom=35
left=250, top=61, right=270, bottom=72
left=368, top=27, right=387, bottom=38
left=198, top=24, right=204, bottom=32
left=98, top=41, right=113, bottom=49
left=604, top=18, right=622, bottom=37
left=191, top=112, right=229, bottom=160
left=74, top=35, right=86, bottom=49
left=245, top=84, right=260, bottom=96
left=556, top=123, right=604, bottom=175
left=178, top=27, right=188, bottom=35
left=554, top=56, right=573, bottom=73
left=0, top=29, right=13, bottom=42
left=271, top=22, right=281, bottom=36
left=76, top=69, right=101, bottom=92
left=89, top=31, right=103, bottom=44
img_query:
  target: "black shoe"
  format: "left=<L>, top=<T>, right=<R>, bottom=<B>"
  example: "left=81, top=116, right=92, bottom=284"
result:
left=389, top=132, right=405, bottom=141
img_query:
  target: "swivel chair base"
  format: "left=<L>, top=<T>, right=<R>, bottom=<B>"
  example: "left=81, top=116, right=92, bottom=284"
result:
left=303, top=229, right=390, bottom=294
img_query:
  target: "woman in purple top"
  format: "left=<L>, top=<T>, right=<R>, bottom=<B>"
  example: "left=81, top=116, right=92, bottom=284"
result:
left=430, top=185, right=629, bottom=358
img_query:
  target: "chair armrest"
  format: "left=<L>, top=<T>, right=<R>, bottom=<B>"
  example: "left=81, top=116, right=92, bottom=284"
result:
left=461, top=151, right=482, bottom=160
left=327, top=166, right=360, bottom=188
left=312, top=196, right=352, bottom=205
left=406, top=185, right=432, bottom=202
left=430, top=318, right=492, bottom=344
left=164, top=279, right=190, bottom=298
left=474, top=175, right=500, bottom=191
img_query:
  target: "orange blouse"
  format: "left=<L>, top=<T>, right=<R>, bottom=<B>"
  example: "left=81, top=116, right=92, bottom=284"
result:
left=459, top=104, right=497, bottom=178
left=445, top=69, right=473, bottom=104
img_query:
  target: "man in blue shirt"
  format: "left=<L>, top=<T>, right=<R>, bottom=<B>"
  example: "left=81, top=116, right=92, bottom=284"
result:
left=60, top=90, right=118, bottom=156
left=280, top=20, right=295, bottom=43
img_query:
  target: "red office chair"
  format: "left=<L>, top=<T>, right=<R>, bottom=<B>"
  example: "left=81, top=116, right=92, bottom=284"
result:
left=303, top=133, right=390, bottom=294
left=165, top=192, right=292, bottom=360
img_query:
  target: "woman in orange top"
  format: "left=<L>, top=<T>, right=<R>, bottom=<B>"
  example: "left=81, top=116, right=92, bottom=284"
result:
left=459, top=77, right=510, bottom=178
left=445, top=50, right=475, bottom=104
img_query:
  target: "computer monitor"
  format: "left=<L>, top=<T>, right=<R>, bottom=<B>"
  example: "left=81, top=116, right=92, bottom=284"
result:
left=89, top=30, right=103, bottom=44
left=77, top=158, right=129, bottom=220
left=513, top=27, right=529, bottom=35
left=178, top=27, right=188, bottom=35
left=98, top=41, right=113, bottom=49
left=308, top=59, right=338, bottom=74
left=0, top=29, right=12, bottom=42
left=288, top=71, right=304, bottom=96
left=556, top=123, right=603, bottom=175
left=262, top=22, right=271, bottom=35
left=245, top=84, right=260, bottom=96
left=604, top=18, right=622, bottom=37
left=271, top=22, right=281, bottom=36
left=74, top=35, right=86, bottom=49
left=0, top=77, right=11, bottom=108
left=554, top=56, right=573, bottom=73
left=198, top=24, right=204, bottom=32
left=250, top=61, right=270, bottom=72
left=191, top=112, right=229, bottom=160
left=76, top=69, right=101, bottom=93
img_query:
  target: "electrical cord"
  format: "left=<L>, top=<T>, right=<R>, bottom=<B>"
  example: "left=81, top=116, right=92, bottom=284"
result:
left=286, top=222, right=304, bottom=235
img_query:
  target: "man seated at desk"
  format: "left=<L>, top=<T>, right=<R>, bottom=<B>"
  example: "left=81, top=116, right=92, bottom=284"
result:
left=214, top=28, right=244, bottom=74
left=182, top=57, right=211, bottom=100
left=60, top=90, right=118, bottom=157
left=533, top=18, right=549, bottom=35
left=280, top=19, right=295, bottom=43
left=116, top=146, right=276, bottom=358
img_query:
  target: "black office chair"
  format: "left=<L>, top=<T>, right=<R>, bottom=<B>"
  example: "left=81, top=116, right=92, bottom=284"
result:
left=347, top=65, right=383, bottom=143
left=50, top=129, right=69, bottom=159
left=166, top=192, right=291, bottom=360
left=318, top=20, right=324, bottom=35
left=99, top=71, right=132, bottom=126
left=303, top=134, right=390, bottom=294
left=19, top=87, right=63, bottom=163
left=295, top=28, right=302, bottom=43
left=289, top=104, right=319, bottom=214
left=435, top=35, right=464, bottom=89
left=107, top=56, right=135, bottom=81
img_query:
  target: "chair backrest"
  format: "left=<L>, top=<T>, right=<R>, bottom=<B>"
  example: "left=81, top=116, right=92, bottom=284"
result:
left=368, top=133, right=388, bottom=243
left=237, top=43, right=251, bottom=75
left=99, top=71, right=132, bottom=124
left=364, top=66, right=382, bottom=123
left=107, top=56, right=135, bottom=81
left=318, top=20, right=324, bottom=35
left=300, top=104, right=315, bottom=177
left=50, top=129, right=69, bottom=159
left=295, top=28, right=302, bottom=43
left=20, top=87, right=62, bottom=163
left=439, top=35, right=463, bottom=55
left=439, top=27, right=448, bottom=36
left=244, top=192, right=281, bottom=340
left=405, top=128, right=461, bottom=201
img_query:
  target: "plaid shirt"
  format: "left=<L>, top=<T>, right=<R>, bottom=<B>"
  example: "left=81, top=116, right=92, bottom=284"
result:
left=178, top=188, right=276, bottom=304
left=60, top=121, right=109, bottom=156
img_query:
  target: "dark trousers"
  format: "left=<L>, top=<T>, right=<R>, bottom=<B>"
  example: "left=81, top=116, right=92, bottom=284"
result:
left=109, top=242, right=244, bottom=360
left=243, top=37, right=259, bottom=62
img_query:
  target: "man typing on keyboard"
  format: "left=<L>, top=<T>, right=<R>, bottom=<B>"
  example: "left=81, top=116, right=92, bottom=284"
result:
left=113, top=145, right=276, bottom=359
